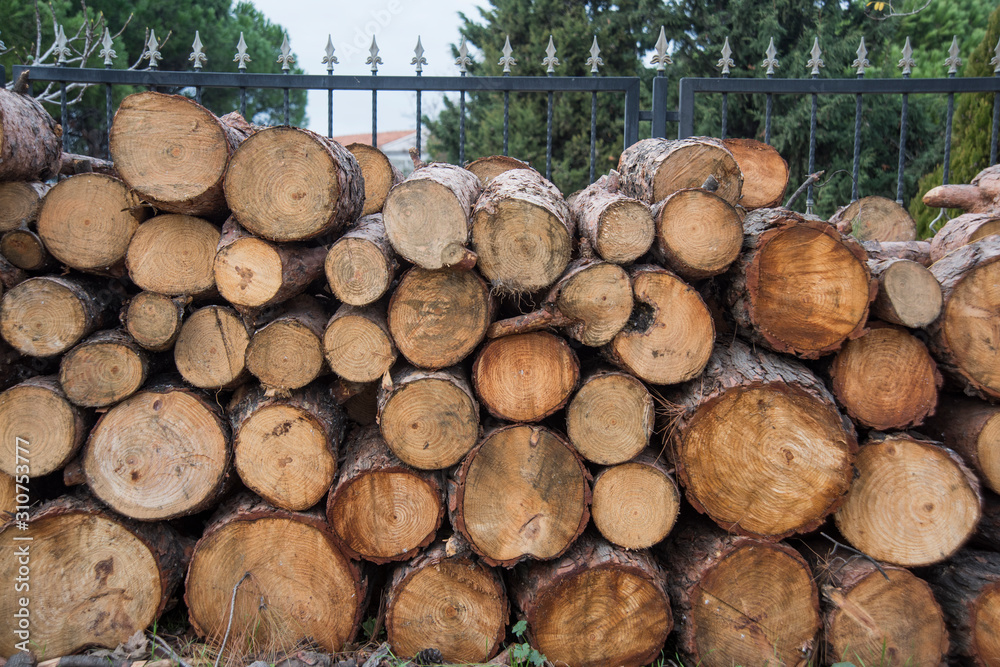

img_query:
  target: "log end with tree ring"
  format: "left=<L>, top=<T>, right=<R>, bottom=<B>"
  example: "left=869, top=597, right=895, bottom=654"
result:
left=325, top=236, right=393, bottom=306
left=0, top=473, right=13, bottom=515
left=84, top=387, right=230, bottom=520
left=127, top=214, right=220, bottom=297
left=722, top=138, right=789, bottom=209
left=346, top=142, right=401, bottom=216
left=974, top=583, right=1000, bottom=665
left=125, top=292, right=185, bottom=352
left=324, top=306, right=397, bottom=383
left=173, top=305, right=250, bottom=390
left=472, top=332, right=579, bottom=422
left=677, top=383, right=855, bottom=538
left=929, top=213, right=1000, bottom=263
left=1, top=228, right=50, bottom=270
left=654, top=139, right=742, bottom=205
left=1, top=277, right=93, bottom=357
left=246, top=320, right=325, bottom=391
left=592, top=198, right=655, bottom=265
left=383, top=175, right=473, bottom=269
left=654, top=189, right=743, bottom=279
left=873, top=259, right=942, bottom=327
left=0, top=181, right=47, bottom=232
left=831, top=196, right=918, bottom=242
left=556, top=261, right=633, bottom=347
left=464, top=155, right=534, bottom=186
left=829, top=326, right=940, bottom=430
left=591, top=459, right=680, bottom=549
left=0, top=377, right=85, bottom=477
left=214, top=236, right=286, bottom=308
left=455, top=424, right=589, bottom=566
left=973, top=412, right=1000, bottom=495
left=566, top=370, right=653, bottom=465
left=835, top=435, right=981, bottom=567
left=37, top=173, right=146, bottom=272
left=59, top=331, right=149, bottom=408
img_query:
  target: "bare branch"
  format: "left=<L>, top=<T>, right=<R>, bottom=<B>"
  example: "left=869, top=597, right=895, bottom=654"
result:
left=865, top=0, right=934, bottom=21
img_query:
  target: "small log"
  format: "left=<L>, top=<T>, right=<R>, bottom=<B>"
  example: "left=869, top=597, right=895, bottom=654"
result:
left=324, top=213, right=397, bottom=306
left=868, top=257, right=942, bottom=327
left=651, top=187, right=743, bottom=279
left=346, top=143, right=404, bottom=216
left=927, top=549, right=1000, bottom=666
left=923, top=164, right=1000, bottom=214
left=58, top=151, right=117, bottom=177
left=464, top=155, right=533, bottom=186
left=930, top=212, right=1000, bottom=262
left=591, top=449, right=680, bottom=549
left=1, top=226, right=53, bottom=271
left=173, top=305, right=250, bottom=390
left=383, top=163, right=481, bottom=269
left=616, top=137, right=742, bottom=206
left=0, top=376, right=88, bottom=478
left=377, top=365, right=479, bottom=470
left=830, top=195, right=918, bottom=242
left=0, top=182, right=49, bottom=232
left=229, top=382, right=346, bottom=511
left=186, top=494, right=367, bottom=653
left=387, top=267, right=493, bottom=369
left=384, top=536, right=508, bottom=663
left=110, top=92, right=255, bottom=219
left=471, top=169, right=574, bottom=293
left=722, top=138, right=788, bottom=209
left=835, top=432, right=981, bottom=567
left=569, top=172, right=654, bottom=265
left=245, top=295, right=327, bottom=392
left=126, top=213, right=220, bottom=297
left=123, top=291, right=188, bottom=352
left=323, top=302, right=397, bottom=384
left=510, top=535, right=672, bottom=667
left=0, top=87, right=62, bottom=181
left=924, top=395, right=1000, bottom=496
left=58, top=329, right=150, bottom=408
left=566, top=366, right=653, bottom=465
left=326, top=425, right=445, bottom=563
left=224, top=127, right=364, bottom=241
left=450, top=424, right=591, bottom=567
left=863, top=239, right=933, bottom=266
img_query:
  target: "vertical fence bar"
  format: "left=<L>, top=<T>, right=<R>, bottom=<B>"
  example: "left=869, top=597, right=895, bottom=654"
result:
left=367, top=38, right=381, bottom=148
left=328, top=88, right=333, bottom=138
left=105, top=82, right=113, bottom=159
left=590, top=89, right=597, bottom=183
left=459, top=84, right=466, bottom=165
left=324, top=37, right=337, bottom=138
left=806, top=39, right=823, bottom=215
left=546, top=88, right=553, bottom=180
left=503, top=89, right=510, bottom=156
left=283, top=88, right=290, bottom=125
left=762, top=38, right=778, bottom=145
left=851, top=39, right=868, bottom=202
left=372, top=89, right=378, bottom=148
left=990, top=37, right=999, bottom=165
left=896, top=38, right=914, bottom=205
left=651, top=28, right=670, bottom=140
left=717, top=38, right=732, bottom=139
left=240, top=88, right=247, bottom=117
left=416, top=87, right=422, bottom=161
left=412, top=38, right=426, bottom=161
left=721, top=82, right=729, bottom=140
left=943, top=41, right=961, bottom=185
left=60, top=85, right=69, bottom=153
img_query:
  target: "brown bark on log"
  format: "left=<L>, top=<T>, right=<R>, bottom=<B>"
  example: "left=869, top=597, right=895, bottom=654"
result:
left=173, top=305, right=250, bottom=390
left=83, top=378, right=232, bottom=520
left=449, top=423, right=591, bottom=567
left=929, top=212, right=1000, bottom=262
left=126, top=213, right=220, bottom=297
left=0, top=87, right=62, bottom=181
left=229, top=382, right=346, bottom=511
left=669, top=339, right=857, bottom=539
left=185, top=493, right=366, bottom=653
left=58, top=329, right=150, bottom=408
left=927, top=549, right=1000, bottom=666
left=323, top=301, right=397, bottom=383
left=224, top=127, right=364, bottom=241
left=472, top=169, right=574, bottom=293
left=383, top=163, right=481, bottom=269
left=863, top=239, right=933, bottom=266
left=604, top=264, right=714, bottom=385
left=868, top=257, right=942, bottom=327
left=569, top=172, right=654, bottom=265
left=835, top=432, right=981, bottom=567
left=1, top=226, right=53, bottom=271
left=650, top=187, right=743, bottom=279
left=245, top=295, right=327, bottom=393
left=591, top=448, right=680, bottom=549
left=377, top=365, right=479, bottom=470
left=58, top=151, right=116, bottom=177
left=616, top=137, right=743, bottom=206
left=345, top=143, right=403, bottom=216
left=566, top=366, right=654, bottom=465
left=0, top=182, right=48, bottom=232
left=110, top=92, right=255, bottom=219
left=0, top=252, right=27, bottom=291
left=727, top=207, right=875, bottom=359
left=326, top=424, right=444, bottom=563
left=384, top=536, right=508, bottom=663
left=723, top=138, right=788, bottom=209
left=923, top=395, right=1000, bottom=496
left=830, top=195, right=918, bottom=242
left=510, top=534, right=671, bottom=667
left=464, top=155, right=534, bottom=186
left=0, top=495, right=188, bottom=658
left=923, top=164, right=1000, bottom=214
left=324, top=213, right=396, bottom=306
left=123, top=291, right=188, bottom=352
left=661, top=522, right=820, bottom=667
left=0, top=375, right=89, bottom=477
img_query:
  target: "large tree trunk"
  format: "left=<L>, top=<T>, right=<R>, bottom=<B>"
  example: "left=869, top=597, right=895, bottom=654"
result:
left=224, top=126, right=364, bottom=241
left=0, top=375, right=89, bottom=478
left=650, top=187, right=743, bottom=279
left=123, top=291, right=189, bottom=352
left=590, top=448, right=680, bottom=549
left=245, top=295, right=327, bottom=393
left=723, top=138, right=788, bottom=209
left=173, top=305, right=250, bottom=390
left=449, top=424, right=590, bottom=567
left=510, top=535, right=672, bottom=667
left=323, top=302, right=398, bottom=383
left=616, top=136, right=742, bottom=206
left=929, top=212, right=1000, bottom=262
left=324, top=213, right=397, bottom=306
left=927, top=549, right=1000, bottom=666
left=565, top=366, right=654, bottom=465
left=569, top=172, right=654, bottom=265
left=126, top=214, right=220, bottom=297
left=829, top=195, right=918, bottom=242
left=867, top=257, right=942, bottom=328
left=58, top=329, right=150, bottom=408
left=345, top=143, right=403, bottom=216
left=669, top=339, right=856, bottom=539
left=924, top=395, right=1000, bottom=495
left=0, top=87, right=62, bottom=181
left=110, top=92, right=255, bottom=219
left=185, top=494, right=367, bottom=654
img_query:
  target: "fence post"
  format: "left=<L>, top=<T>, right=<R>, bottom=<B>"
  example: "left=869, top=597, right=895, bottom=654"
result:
left=678, top=78, right=695, bottom=139
left=651, top=76, right=669, bottom=139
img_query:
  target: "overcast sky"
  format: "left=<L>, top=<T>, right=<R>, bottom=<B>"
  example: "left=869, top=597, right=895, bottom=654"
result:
left=251, top=0, right=488, bottom=137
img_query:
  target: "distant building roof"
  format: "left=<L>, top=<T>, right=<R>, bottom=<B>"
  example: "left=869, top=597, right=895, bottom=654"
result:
left=332, top=129, right=414, bottom=148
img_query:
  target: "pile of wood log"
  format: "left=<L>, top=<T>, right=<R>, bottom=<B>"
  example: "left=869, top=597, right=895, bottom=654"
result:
left=3, top=85, right=1000, bottom=667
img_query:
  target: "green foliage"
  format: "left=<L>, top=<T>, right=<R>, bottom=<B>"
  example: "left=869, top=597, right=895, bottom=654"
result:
left=361, top=616, right=386, bottom=642
left=508, top=619, right=546, bottom=667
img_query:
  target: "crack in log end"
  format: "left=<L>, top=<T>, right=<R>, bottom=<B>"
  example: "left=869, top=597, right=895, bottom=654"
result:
left=519, top=513, right=543, bottom=540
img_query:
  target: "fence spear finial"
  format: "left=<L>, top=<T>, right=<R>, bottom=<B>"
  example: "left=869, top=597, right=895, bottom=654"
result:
left=412, top=36, right=427, bottom=73
left=323, top=35, right=338, bottom=72
left=763, top=37, right=779, bottom=76
left=542, top=35, right=559, bottom=74
left=898, top=36, right=915, bottom=76
left=587, top=36, right=603, bottom=74
left=716, top=37, right=733, bottom=75
left=852, top=36, right=869, bottom=76
left=651, top=26, right=671, bottom=71
left=234, top=31, right=251, bottom=70
left=54, top=24, right=71, bottom=65
left=992, top=36, right=1000, bottom=74
left=499, top=35, right=516, bottom=73
left=366, top=36, right=382, bottom=73
left=945, top=36, right=962, bottom=75
left=278, top=35, right=295, bottom=71
left=456, top=36, right=472, bottom=73
left=189, top=30, right=206, bottom=69
left=807, top=37, right=824, bottom=76
left=144, top=29, right=162, bottom=69
left=100, top=28, right=117, bottom=67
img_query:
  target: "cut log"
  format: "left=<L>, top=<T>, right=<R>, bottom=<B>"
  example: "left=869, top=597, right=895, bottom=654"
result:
left=186, top=494, right=366, bottom=654
left=83, top=379, right=231, bottom=520
left=472, top=331, right=579, bottom=423
left=385, top=536, right=508, bottom=663
left=728, top=208, right=875, bottom=358
left=450, top=423, right=590, bottom=567
left=863, top=239, right=933, bottom=266
left=651, top=187, right=743, bottom=279
left=229, top=382, right=346, bottom=511
left=1, top=275, right=122, bottom=357
left=510, top=535, right=671, bottom=667
left=471, top=169, right=574, bottom=293
left=569, top=172, right=654, bottom=265
left=591, top=449, right=680, bottom=549
left=383, top=163, right=481, bottom=269
left=36, top=173, right=149, bottom=274
left=346, top=143, right=403, bottom=216
left=126, top=213, right=220, bottom=297
left=0, top=496, right=187, bottom=659
left=662, top=523, right=820, bottom=667
left=605, top=265, right=714, bottom=385
left=0, top=376, right=88, bottom=478
left=830, top=195, right=918, bottom=242
left=565, top=366, right=653, bottom=465
left=0, top=252, right=27, bottom=291
left=835, top=432, right=981, bottom=567
left=927, top=235, right=1000, bottom=400
left=1, top=226, right=53, bottom=270
left=123, top=291, right=188, bottom=352
left=326, top=425, right=444, bottom=562
left=110, top=92, right=255, bottom=219
left=464, top=155, right=533, bottom=186
left=323, top=302, right=397, bottom=384
left=377, top=365, right=479, bottom=470
left=923, top=395, right=1000, bottom=496
left=59, top=329, right=150, bottom=408
left=828, top=324, right=941, bottom=430
left=616, top=137, right=742, bottom=206
left=0, top=182, right=48, bottom=231
left=173, top=305, right=250, bottom=390
left=245, top=295, right=327, bottom=392
left=670, top=339, right=856, bottom=539
left=224, top=127, right=364, bottom=241
left=927, top=549, right=1000, bottom=666
left=0, top=87, right=62, bottom=181
left=722, top=138, right=788, bottom=209
left=0, top=473, right=13, bottom=515
left=930, top=212, right=1000, bottom=262
left=325, top=213, right=396, bottom=306
left=923, top=164, right=1000, bottom=214
left=388, top=267, right=493, bottom=369
left=868, top=257, right=942, bottom=327
left=214, top=217, right=327, bottom=313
